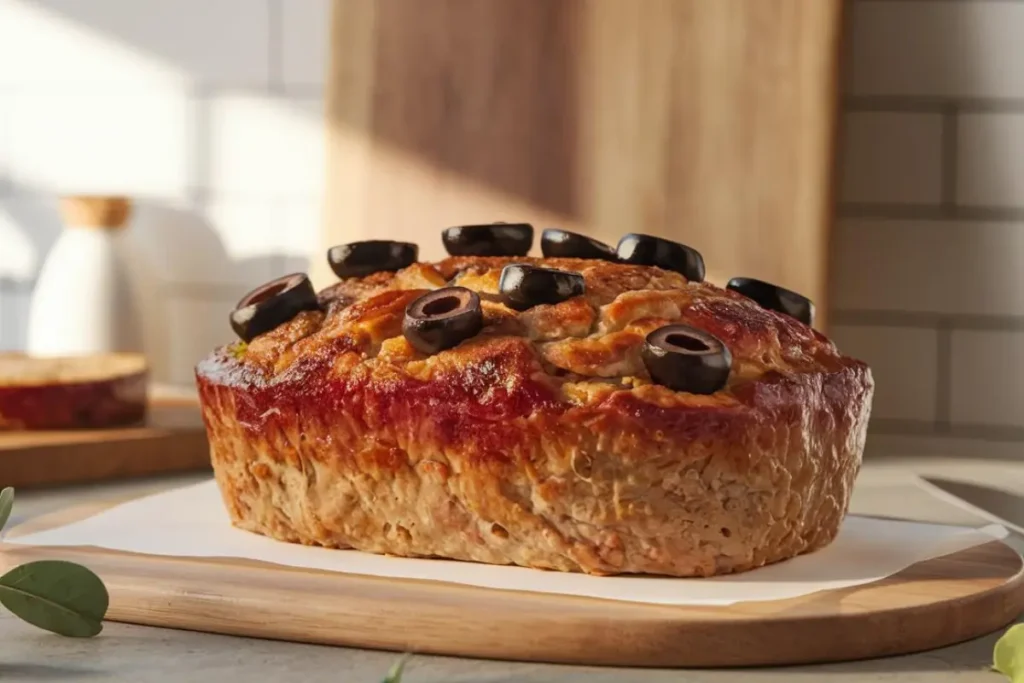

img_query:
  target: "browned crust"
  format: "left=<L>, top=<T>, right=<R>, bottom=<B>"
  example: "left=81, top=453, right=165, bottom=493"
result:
left=196, top=257, right=873, bottom=576
left=0, top=354, right=148, bottom=430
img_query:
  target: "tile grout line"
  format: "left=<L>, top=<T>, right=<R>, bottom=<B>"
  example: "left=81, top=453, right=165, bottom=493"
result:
left=856, top=0, right=1024, bottom=3
left=267, top=0, right=284, bottom=94
left=934, top=319, right=952, bottom=432
left=940, top=106, right=959, bottom=213
left=868, top=419, right=1024, bottom=445
left=832, top=309, right=1024, bottom=331
left=837, top=202, right=1024, bottom=221
left=187, top=82, right=209, bottom=203
left=845, top=95, right=1024, bottom=114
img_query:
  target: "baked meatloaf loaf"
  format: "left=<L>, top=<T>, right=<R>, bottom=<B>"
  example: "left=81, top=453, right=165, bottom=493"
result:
left=196, top=226, right=873, bottom=577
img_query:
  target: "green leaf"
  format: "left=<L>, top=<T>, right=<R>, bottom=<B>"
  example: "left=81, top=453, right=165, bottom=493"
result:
left=381, top=654, right=411, bottom=683
left=0, top=487, right=14, bottom=534
left=994, top=624, right=1024, bottom=681
left=0, top=560, right=108, bottom=637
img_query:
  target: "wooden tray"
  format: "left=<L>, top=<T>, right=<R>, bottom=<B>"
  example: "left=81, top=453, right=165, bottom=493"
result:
left=0, top=397, right=210, bottom=489
left=2, top=502, right=1023, bottom=667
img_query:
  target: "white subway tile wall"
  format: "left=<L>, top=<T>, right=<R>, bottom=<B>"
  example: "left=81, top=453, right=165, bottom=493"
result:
left=0, top=95, right=9, bottom=195
left=8, top=91, right=192, bottom=197
left=0, top=208, right=40, bottom=282
left=205, top=94, right=324, bottom=198
left=832, top=219, right=1024, bottom=317
left=950, top=330, right=1024, bottom=430
left=830, top=325, right=939, bottom=424
left=0, top=0, right=272, bottom=87
left=838, top=0, right=1024, bottom=454
left=0, top=289, right=30, bottom=352
left=957, top=113, right=1024, bottom=208
left=0, top=0, right=325, bottom=371
left=124, top=198, right=282, bottom=287
left=840, top=112, right=943, bottom=205
left=280, top=0, right=330, bottom=90
left=847, top=1, right=1024, bottom=99
left=165, top=296, right=238, bottom=387
left=0, top=0, right=1022, bottom=458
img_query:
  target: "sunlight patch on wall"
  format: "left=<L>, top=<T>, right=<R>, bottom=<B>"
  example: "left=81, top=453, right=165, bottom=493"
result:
left=0, top=0, right=185, bottom=87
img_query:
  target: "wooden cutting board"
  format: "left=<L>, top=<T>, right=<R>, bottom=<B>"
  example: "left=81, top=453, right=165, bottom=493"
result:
left=0, top=397, right=210, bottom=489
left=319, top=0, right=842, bottom=328
left=2, top=504, right=1022, bottom=667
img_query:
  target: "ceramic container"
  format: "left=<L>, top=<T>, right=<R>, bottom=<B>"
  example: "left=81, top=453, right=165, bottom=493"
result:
left=26, top=196, right=146, bottom=357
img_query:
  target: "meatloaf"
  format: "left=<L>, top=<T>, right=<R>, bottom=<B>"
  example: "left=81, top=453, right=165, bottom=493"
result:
left=196, top=256, right=873, bottom=577
left=0, top=353, right=147, bottom=430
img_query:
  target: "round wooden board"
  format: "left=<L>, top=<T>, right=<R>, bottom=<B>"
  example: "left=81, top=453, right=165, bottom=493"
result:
left=0, top=397, right=209, bottom=489
left=1, top=535, right=1022, bottom=668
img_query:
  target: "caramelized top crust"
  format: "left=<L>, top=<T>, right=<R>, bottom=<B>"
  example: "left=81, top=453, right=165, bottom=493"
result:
left=199, top=257, right=866, bottom=429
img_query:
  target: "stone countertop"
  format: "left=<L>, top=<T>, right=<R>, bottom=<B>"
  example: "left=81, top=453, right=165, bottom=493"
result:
left=1, top=456, right=1021, bottom=683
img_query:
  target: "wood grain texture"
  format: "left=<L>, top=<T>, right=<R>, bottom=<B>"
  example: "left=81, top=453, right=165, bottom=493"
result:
left=319, top=0, right=842, bottom=329
left=0, top=399, right=210, bottom=489
left=2, top=505, right=1021, bottom=666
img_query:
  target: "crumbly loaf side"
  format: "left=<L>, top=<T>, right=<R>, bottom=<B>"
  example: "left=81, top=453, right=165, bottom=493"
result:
left=196, top=257, right=873, bottom=576
left=0, top=354, right=148, bottom=430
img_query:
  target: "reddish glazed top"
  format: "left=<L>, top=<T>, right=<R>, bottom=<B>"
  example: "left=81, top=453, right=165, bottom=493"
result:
left=196, top=257, right=871, bottom=454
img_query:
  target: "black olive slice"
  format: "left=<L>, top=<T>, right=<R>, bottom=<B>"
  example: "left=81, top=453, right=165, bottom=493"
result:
left=442, top=223, right=534, bottom=257
left=616, top=233, right=706, bottom=282
left=327, top=240, right=418, bottom=279
left=230, top=273, right=321, bottom=342
left=403, top=287, right=483, bottom=354
left=641, top=325, right=732, bottom=394
left=726, top=277, right=815, bottom=326
left=540, top=228, right=617, bottom=261
left=498, top=264, right=586, bottom=311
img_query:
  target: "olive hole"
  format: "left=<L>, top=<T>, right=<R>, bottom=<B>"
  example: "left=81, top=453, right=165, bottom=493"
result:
left=247, top=280, right=290, bottom=306
left=423, top=295, right=461, bottom=316
left=665, top=334, right=709, bottom=352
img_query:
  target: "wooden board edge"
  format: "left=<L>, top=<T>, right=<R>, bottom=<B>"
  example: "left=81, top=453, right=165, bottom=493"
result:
left=0, top=434, right=211, bottom=489
left=4, top=498, right=1022, bottom=666
left=0, top=539, right=1020, bottom=667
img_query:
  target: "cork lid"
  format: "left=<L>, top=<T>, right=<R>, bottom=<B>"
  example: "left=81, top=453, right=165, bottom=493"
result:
left=59, top=195, right=133, bottom=230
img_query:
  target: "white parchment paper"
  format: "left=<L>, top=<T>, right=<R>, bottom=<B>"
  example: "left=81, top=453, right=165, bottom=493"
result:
left=8, top=480, right=1008, bottom=606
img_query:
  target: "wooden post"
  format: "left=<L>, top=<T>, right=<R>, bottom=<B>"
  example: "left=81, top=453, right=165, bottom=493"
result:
left=319, top=0, right=842, bottom=328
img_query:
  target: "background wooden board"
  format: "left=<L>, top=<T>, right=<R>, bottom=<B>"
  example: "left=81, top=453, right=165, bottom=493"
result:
left=3, top=502, right=1022, bottom=667
left=318, top=0, right=843, bottom=329
left=0, top=397, right=210, bottom=489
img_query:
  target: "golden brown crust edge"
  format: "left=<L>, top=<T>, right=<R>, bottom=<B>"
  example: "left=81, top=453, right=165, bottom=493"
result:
left=196, top=257, right=873, bottom=577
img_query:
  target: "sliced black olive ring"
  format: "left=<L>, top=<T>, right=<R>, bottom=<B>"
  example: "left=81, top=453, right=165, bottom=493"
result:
left=498, top=264, right=586, bottom=311
left=230, top=273, right=321, bottom=342
left=726, top=277, right=815, bottom=326
left=540, top=228, right=617, bottom=261
left=616, top=233, right=706, bottom=282
left=327, top=240, right=418, bottom=279
left=403, top=287, right=484, bottom=355
left=641, top=324, right=732, bottom=394
left=442, top=222, right=534, bottom=257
